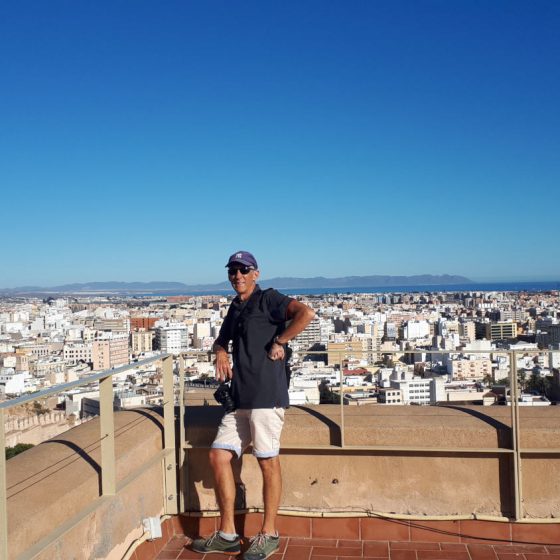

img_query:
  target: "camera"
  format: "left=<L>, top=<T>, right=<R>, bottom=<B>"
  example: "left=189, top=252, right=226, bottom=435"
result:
left=214, top=383, right=236, bottom=413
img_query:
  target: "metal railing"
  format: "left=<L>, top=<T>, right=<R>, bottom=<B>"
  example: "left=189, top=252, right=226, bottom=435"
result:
left=179, top=347, right=560, bottom=522
left=0, top=353, right=177, bottom=560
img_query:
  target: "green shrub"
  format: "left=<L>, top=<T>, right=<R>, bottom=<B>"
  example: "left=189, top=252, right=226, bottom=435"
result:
left=5, top=443, right=34, bottom=459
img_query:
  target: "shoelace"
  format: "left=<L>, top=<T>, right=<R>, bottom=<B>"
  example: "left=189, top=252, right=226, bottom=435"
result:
left=248, top=533, right=268, bottom=550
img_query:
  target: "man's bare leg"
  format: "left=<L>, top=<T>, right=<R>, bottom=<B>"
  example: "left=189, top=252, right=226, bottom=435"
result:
left=258, top=456, right=282, bottom=535
left=209, top=448, right=237, bottom=534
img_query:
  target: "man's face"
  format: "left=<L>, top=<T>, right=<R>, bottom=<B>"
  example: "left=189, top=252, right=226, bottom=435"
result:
left=228, top=264, right=260, bottom=299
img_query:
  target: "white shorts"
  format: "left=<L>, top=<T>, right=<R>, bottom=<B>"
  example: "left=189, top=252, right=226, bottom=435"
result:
left=211, top=408, right=285, bottom=459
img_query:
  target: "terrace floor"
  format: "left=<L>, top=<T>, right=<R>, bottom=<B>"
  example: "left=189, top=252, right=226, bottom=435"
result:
left=151, top=536, right=560, bottom=560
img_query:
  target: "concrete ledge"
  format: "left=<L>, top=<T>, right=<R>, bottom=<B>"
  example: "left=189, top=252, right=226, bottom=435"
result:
left=7, top=409, right=166, bottom=559
left=184, top=405, right=560, bottom=519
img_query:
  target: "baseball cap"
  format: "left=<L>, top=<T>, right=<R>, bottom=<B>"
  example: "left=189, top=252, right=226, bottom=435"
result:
left=225, top=251, right=258, bottom=269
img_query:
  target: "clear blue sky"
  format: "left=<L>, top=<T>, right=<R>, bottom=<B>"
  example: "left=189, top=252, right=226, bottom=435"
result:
left=1, top=1, right=559, bottom=287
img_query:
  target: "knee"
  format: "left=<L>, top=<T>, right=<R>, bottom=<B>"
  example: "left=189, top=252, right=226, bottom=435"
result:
left=209, top=448, right=234, bottom=471
left=257, top=456, right=280, bottom=474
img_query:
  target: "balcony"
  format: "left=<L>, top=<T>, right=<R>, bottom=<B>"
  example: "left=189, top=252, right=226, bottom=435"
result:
left=2, top=351, right=560, bottom=559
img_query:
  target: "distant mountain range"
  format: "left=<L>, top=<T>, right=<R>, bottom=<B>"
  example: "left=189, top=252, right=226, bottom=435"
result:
left=0, top=274, right=473, bottom=295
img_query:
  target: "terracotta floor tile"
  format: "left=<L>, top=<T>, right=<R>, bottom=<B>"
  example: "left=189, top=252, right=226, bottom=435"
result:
left=177, top=548, right=208, bottom=559
left=391, top=542, right=440, bottom=550
left=440, top=544, right=467, bottom=552
left=198, top=517, right=218, bottom=537
left=164, top=536, right=191, bottom=550
left=363, top=541, right=390, bottom=557
left=135, top=540, right=158, bottom=560
left=308, top=548, right=338, bottom=557
left=338, top=540, right=363, bottom=548
left=156, top=551, right=181, bottom=560
left=390, top=551, right=417, bottom=560
left=459, top=521, right=511, bottom=545
left=162, top=519, right=174, bottom=545
left=312, top=518, right=360, bottom=540
left=284, top=545, right=313, bottom=560
left=496, top=554, right=525, bottom=560
left=525, top=556, right=560, bottom=560
left=172, top=515, right=186, bottom=536
left=240, top=512, right=263, bottom=537
left=361, top=519, right=410, bottom=541
left=493, top=546, right=547, bottom=554
left=467, top=544, right=498, bottom=560
left=313, top=546, right=362, bottom=556
left=410, top=521, right=462, bottom=544
left=511, top=524, right=560, bottom=545
left=278, top=538, right=289, bottom=552
left=548, top=547, right=560, bottom=554
left=416, top=551, right=469, bottom=560
left=181, top=516, right=217, bottom=539
left=290, top=539, right=339, bottom=547
left=278, top=516, right=312, bottom=538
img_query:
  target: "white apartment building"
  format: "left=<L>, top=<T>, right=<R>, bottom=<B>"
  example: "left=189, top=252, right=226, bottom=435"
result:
left=377, top=388, right=403, bottom=404
left=155, top=324, right=189, bottom=353
left=63, top=342, right=93, bottom=364
left=0, top=369, right=30, bottom=396
left=389, top=369, right=445, bottom=405
left=401, top=320, right=431, bottom=341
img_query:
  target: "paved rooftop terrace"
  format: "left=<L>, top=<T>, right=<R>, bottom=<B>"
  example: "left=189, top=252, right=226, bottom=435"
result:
left=151, top=536, right=560, bottom=560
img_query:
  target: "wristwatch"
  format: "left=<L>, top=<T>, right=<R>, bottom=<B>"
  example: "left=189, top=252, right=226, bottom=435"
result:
left=273, top=336, right=285, bottom=346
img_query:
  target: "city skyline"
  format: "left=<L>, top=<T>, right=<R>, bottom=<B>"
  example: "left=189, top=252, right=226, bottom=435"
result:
left=2, top=1, right=559, bottom=287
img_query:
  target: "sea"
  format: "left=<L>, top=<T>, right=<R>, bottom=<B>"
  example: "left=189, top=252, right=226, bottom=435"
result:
left=137, top=281, right=560, bottom=298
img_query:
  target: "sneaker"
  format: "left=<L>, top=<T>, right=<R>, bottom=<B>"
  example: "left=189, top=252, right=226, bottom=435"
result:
left=191, top=531, right=241, bottom=555
left=243, top=532, right=280, bottom=560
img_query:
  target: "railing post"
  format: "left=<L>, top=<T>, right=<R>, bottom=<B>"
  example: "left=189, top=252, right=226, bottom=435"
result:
left=339, top=350, right=345, bottom=447
left=99, top=375, right=116, bottom=495
left=1, top=409, right=9, bottom=560
left=162, top=355, right=178, bottom=514
left=509, top=350, right=523, bottom=520
left=178, top=354, right=186, bottom=513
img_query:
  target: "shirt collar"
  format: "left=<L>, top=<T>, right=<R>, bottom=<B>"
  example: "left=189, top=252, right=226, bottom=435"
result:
left=233, top=284, right=261, bottom=305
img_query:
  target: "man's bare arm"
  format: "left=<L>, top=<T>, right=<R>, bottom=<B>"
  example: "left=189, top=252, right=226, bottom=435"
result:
left=268, top=300, right=315, bottom=361
left=213, top=341, right=233, bottom=381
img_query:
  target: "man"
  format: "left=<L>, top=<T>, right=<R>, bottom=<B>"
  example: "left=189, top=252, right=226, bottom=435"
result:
left=192, top=251, right=315, bottom=559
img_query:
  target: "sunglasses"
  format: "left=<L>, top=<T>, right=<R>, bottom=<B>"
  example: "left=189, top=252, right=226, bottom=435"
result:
left=228, top=266, right=254, bottom=276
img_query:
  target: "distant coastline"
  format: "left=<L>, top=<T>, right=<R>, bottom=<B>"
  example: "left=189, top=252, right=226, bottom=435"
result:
left=148, top=280, right=560, bottom=298
left=1, top=279, right=559, bottom=298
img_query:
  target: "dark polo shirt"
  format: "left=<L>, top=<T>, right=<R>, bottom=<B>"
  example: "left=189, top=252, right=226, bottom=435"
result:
left=215, top=285, right=293, bottom=409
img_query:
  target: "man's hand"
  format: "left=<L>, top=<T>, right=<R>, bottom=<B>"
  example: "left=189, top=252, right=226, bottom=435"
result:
left=268, top=341, right=285, bottom=361
left=214, top=350, right=233, bottom=382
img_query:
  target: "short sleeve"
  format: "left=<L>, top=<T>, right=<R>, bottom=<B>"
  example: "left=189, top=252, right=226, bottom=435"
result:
left=263, top=289, right=293, bottom=323
left=214, top=308, right=233, bottom=349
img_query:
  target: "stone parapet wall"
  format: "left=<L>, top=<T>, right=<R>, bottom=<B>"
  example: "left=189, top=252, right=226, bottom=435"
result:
left=4, top=411, right=94, bottom=447
left=184, top=404, right=560, bottom=519
left=6, top=409, right=166, bottom=559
